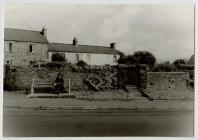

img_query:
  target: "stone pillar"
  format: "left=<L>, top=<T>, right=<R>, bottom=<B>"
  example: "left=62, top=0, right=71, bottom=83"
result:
left=139, top=64, right=148, bottom=89
left=116, top=64, right=125, bottom=89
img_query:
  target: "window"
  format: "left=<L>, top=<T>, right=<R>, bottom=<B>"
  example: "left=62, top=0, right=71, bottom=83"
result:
left=8, top=43, right=13, bottom=52
left=29, top=44, right=33, bottom=52
left=76, top=54, right=80, bottom=62
left=51, top=53, right=65, bottom=62
left=86, top=54, right=91, bottom=60
left=29, top=60, right=36, bottom=66
left=113, top=55, right=117, bottom=62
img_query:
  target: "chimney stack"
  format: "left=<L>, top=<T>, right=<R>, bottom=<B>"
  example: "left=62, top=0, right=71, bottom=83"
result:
left=41, top=27, right=47, bottom=37
left=110, top=43, right=116, bottom=49
left=73, top=37, right=78, bottom=46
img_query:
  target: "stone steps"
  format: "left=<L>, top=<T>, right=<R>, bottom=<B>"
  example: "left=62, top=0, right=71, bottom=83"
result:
left=125, top=85, right=148, bottom=100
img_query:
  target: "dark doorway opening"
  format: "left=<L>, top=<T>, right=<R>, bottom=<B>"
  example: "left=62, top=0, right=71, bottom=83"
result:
left=117, top=64, right=140, bottom=88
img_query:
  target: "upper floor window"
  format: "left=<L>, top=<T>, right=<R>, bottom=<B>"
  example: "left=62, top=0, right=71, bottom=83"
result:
left=8, top=43, right=13, bottom=52
left=113, top=55, right=117, bottom=62
left=29, top=44, right=33, bottom=52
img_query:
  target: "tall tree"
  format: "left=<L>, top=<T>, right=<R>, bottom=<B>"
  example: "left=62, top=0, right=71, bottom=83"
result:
left=117, top=55, right=137, bottom=64
left=117, top=51, right=156, bottom=68
left=133, top=51, right=156, bottom=68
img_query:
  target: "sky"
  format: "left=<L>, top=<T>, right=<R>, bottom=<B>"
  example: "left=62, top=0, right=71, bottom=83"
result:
left=5, top=4, right=194, bottom=63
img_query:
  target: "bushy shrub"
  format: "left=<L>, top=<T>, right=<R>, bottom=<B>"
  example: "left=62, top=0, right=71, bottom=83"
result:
left=172, top=59, right=194, bottom=71
left=133, top=51, right=156, bottom=68
left=177, top=64, right=194, bottom=70
left=117, top=51, right=156, bottom=69
left=77, top=60, right=88, bottom=67
left=173, top=59, right=186, bottom=66
left=71, top=65, right=80, bottom=72
left=153, top=62, right=176, bottom=72
left=117, top=55, right=137, bottom=64
left=41, top=62, right=64, bottom=69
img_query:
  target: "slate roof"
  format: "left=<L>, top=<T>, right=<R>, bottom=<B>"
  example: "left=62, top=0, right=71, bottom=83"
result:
left=4, top=28, right=48, bottom=43
left=48, top=43, right=121, bottom=55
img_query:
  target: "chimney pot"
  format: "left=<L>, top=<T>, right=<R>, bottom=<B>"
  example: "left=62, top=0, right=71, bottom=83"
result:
left=110, top=43, right=116, bottom=49
left=73, top=37, right=78, bottom=46
left=41, top=27, right=47, bottom=37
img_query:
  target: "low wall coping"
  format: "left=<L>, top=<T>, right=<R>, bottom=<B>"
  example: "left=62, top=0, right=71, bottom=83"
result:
left=147, top=72, right=189, bottom=74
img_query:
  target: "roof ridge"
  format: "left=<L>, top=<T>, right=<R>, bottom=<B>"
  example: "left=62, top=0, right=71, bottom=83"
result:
left=49, top=43, right=120, bottom=55
left=50, top=42, right=71, bottom=45
left=5, top=28, right=41, bottom=33
left=50, top=42, right=112, bottom=48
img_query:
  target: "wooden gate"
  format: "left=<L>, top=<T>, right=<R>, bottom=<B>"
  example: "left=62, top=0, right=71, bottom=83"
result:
left=117, top=64, right=140, bottom=87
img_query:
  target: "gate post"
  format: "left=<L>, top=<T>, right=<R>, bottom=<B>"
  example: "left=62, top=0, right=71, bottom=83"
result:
left=139, top=64, right=148, bottom=90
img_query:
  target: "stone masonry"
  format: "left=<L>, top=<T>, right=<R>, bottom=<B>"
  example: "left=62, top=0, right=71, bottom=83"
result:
left=146, top=72, right=190, bottom=91
left=6, top=65, right=117, bottom=91
left=4, top=41, right=48, bottom=66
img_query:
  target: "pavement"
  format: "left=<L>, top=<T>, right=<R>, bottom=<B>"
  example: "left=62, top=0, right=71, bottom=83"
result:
left=3, top=91, right=194, bottom=112
left=27, top=93, right=75, bottom=98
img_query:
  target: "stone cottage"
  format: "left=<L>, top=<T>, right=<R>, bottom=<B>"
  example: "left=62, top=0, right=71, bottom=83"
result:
left=4, top=27, right=49, bottom=66
left=48, top=37, right=121, bottom=66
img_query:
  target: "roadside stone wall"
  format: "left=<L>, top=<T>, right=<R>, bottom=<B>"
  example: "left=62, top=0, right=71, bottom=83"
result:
left=5, top=64, right=191, bottom=93
left=146, top=72, right=190, bottom=91
left=6, top=64, right=117, bottom=91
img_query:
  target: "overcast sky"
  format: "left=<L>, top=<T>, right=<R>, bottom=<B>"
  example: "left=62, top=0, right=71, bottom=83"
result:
left=5, top=4, right=194, bottom=63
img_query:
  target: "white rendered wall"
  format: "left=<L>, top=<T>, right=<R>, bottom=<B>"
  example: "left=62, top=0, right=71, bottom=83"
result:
left=49, top=52, right=119, bottom=66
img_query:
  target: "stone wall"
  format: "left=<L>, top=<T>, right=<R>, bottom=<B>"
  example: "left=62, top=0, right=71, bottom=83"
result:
left=5, top=64, right=191, bottom=92
left=6, top=64, right=117, bottom=91
left=146, top=72, right=190, bottom=91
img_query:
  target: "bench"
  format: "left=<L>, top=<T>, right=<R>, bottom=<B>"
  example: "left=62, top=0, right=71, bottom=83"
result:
left=28, top=78, right=76, bottom=98
left=31, top=78, right=53, bottom=94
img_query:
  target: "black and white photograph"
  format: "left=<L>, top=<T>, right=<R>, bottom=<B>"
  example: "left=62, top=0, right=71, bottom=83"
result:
left=1, top=0, right=196, bottom=138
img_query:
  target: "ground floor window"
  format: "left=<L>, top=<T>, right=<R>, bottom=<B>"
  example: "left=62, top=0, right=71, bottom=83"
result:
left=113, top=55, right=117, bottom=62
left=86, top=54, right=91, bottom=60
left=76, top=54, right=80, bottom=62
left=29, top=60, right=36, bottom=66
left=51, top=52, right=65, bottom=62
left=29, top=44, right=33, bottom=52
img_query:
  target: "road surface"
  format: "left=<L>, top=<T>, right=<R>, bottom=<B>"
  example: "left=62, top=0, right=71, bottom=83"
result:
left=3, top=107, right=194, bottom=137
